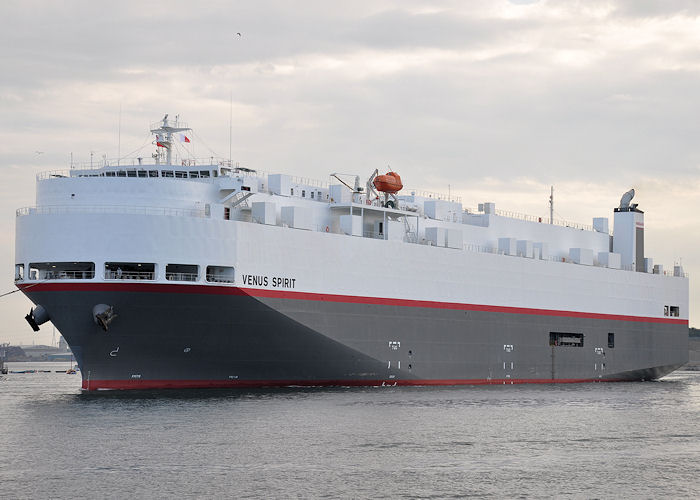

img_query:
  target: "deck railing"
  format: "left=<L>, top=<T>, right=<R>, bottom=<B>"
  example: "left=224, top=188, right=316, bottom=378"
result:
left=105, top=270, right=155, bottom=280
left=26, top=270, right=95, bottom=280
left=16, top=205, right=207, bottom=218
left=205, top=274, right=235, bottom=283
left=165, top=272, right=199, bottom=282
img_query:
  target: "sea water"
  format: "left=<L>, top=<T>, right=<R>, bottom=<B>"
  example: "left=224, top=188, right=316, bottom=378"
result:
left=1, top=362, right=698, bottom=498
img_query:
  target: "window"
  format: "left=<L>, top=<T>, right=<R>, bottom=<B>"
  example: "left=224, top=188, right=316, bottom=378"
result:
left=106, top=171, right=116, bottom=177
left=148, top=170, right=159, bottom=177
left=162, top=170, right=174, bottom=178
left=302, top=190, right=306, bottom=198
left=105, top=262, right=155, bottom=280
left=664, top=305, right=669, bottom=316
left=224, top=207, right=231, bottom=220
left=166, top=264, right=199, bottom=282
left=127, top=170, right=137, bottom=177
left=199, top=170, right=210, bottom=178
left=670, top=306, right=680, bottom=317
left=291, top=188, right=294, bottom=196
left=28, top=262, right=95, bottom=280
left=549, top=332, right=584, bottom=347
left=311, top=192, right=315, bottom=199
left=175, top=171, right=187, bottom=178
left=206, top=265, right=235, bottom=283
left=117, top=170, right=126, bottom=177
left=608, top=333, right=615, bottom=349
left=15, top=264, right=24, bottom=281
left=189, top=171, right=200, bottom=178
left=241, top=186, right=251, bottom=191
left=137, top=170, right=147, bottom=178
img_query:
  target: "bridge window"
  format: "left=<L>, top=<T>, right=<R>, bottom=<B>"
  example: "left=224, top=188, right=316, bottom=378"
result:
left=137, top=170, right=147, bottom=178
left=162, top=170, right=174, bottom=178
left=106, top=171, right=116, bottom=177
left=549, top=332, right=584, bottom=347
left=166, top=264, right=199, bottom=282
left=190, top=171, right=200, bottom=178
left=105, top=262, right=155, bottom=280
left=175, top=171, right=187, bottom=178
left=28, top=262, right=95, bottom=280
left=206, top=265, right=235, bottom=283
left=127, top=170, right=137, bottom=177
left=117, top=170, right=126, bottom=177
left=199, top=170, right=210, bottom=178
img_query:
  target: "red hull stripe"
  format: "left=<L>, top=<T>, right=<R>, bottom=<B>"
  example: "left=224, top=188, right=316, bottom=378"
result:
left=83, top=378, right=626, bottom=391
left=19, top=282, right=687, bottom=325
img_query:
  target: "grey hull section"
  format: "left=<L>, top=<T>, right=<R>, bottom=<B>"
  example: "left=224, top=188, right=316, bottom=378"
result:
left=22, top=285, right=689, bottom=390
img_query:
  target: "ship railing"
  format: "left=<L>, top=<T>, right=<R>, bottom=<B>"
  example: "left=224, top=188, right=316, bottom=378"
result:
left=165, top=272, right=199, bottom=282
left=405, top=189, right=462, bottom=203
left=16, top=205, right=207, bottom=218
left=289, top=176, right=327, bottom=188
left=484, top=208, right=594, bottom=232
left=105, top=270, right=155, bottom=280
left=363, top=230, right=384, bottom=240
left=205, top=274, right=235, bottom=283
left=463, top=243, right=498, bottom=254
left=30, top=270, right=96, bottom=280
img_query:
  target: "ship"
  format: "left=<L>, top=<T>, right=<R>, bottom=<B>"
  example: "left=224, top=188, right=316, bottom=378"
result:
left=14, top=115, right=689, bottom=390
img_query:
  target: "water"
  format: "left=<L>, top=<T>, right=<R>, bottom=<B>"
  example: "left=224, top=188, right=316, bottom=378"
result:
left=1, top=362, right=699, bottom=499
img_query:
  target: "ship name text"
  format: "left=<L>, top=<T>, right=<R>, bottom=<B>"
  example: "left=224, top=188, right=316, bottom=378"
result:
left=242, top=274, right=296, bottom=289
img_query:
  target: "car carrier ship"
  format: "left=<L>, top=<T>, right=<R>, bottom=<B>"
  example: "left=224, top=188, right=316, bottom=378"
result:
left=14, top=115, right=689, bottom=390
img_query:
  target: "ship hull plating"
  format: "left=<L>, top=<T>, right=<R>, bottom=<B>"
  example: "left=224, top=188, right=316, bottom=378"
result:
left=21, top=283, right=688, bottom=390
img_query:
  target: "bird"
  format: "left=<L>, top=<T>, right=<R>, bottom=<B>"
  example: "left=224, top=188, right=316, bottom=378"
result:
left=35, top=151, right=44, bottom=155
left=236, top=32, right=242, bottom=37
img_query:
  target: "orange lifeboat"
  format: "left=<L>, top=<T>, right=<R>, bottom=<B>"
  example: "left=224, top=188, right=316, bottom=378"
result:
left=373, top=172, right=403, bottom=194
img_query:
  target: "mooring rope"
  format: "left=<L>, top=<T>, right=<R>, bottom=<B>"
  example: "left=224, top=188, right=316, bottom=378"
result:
left=0, top=280, right=50, bottom=299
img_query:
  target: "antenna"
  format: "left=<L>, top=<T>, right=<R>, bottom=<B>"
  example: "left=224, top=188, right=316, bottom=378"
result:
left=229, top=90, right=233, bottom=166
left=549, top=186, right=554, bottom=224
left=117, top=103, right=122, bottom=166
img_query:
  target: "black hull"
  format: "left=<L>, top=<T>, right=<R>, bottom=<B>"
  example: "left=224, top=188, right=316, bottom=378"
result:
left=21, top=282, right=689, bottom=390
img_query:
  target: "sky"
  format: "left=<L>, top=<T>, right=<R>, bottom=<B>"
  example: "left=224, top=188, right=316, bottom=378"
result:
left=1, top=0, right=699, bottom=345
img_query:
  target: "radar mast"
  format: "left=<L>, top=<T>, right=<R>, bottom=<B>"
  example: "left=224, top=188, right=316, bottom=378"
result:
left=150, top=114, right=191, bottom=165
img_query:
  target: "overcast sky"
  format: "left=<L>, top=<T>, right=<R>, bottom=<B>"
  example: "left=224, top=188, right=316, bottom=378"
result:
left=1, top=0, right=699, bottom=345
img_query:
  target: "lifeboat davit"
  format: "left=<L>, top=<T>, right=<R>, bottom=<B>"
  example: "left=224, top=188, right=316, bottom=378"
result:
left=373, top=172, right=403, bottom=194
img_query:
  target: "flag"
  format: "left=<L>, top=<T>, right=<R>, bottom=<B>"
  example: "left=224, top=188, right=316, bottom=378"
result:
left=157, top=142, right=166, bottom=148
left=180, top=134, right=191, bottom=143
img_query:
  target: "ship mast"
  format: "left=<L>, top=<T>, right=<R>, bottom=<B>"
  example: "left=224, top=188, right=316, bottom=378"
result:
left=549, top=186, right=554, bottom=224
left=150, top=114, right=191, bottom=166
